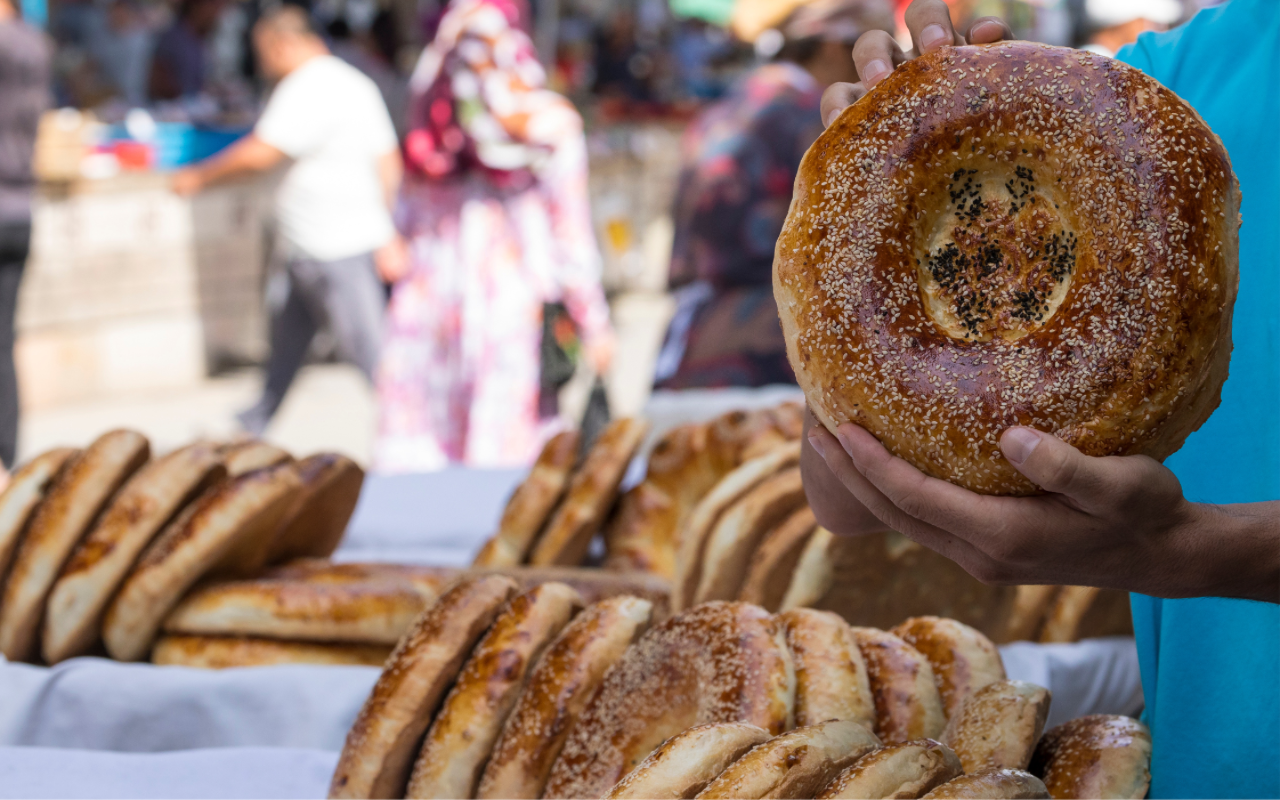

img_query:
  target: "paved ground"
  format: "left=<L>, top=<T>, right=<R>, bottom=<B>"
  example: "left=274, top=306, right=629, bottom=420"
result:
left=18, top=364, right=377, bottom=465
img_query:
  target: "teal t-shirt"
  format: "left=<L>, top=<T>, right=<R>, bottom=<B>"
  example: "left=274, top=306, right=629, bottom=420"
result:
left=1118, top=1, right=1280, bottom=797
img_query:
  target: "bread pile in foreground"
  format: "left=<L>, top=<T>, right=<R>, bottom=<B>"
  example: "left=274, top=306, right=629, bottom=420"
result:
left=330, top=582, right=1151, bottom=799
left=482, top=406, right=1130, bottom=645
left=0, top=430, right=364, bottom=665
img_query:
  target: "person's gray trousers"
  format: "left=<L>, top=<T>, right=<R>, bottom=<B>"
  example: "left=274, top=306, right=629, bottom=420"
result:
left=239, top=248, right=385, bottom=435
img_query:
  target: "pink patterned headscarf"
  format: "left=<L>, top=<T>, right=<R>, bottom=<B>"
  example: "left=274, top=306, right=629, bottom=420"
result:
left=404, top=0, right=574, bottom=183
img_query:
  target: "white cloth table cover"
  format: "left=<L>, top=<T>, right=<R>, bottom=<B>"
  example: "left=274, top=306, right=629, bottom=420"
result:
left=0, top=746, right=337, bottom=799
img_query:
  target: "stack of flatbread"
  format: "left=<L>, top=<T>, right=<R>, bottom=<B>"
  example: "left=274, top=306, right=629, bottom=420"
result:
left=669, top=442, right=1132, bottom=645
left=471, top=405, right=805, bottom=577
left=328, top=594, right=1152, bottom=800
left=0, top=429, right=365, bottom=665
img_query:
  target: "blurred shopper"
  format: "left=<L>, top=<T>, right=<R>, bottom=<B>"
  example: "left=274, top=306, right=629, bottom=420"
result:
left=149, top=0, right=226, bottom=100
left=1080, top=0, right=1181, bottom=57
left=373, top=0, right=613, bottom=472
left=173, top=6, right=402, bottom=435
left=0, top=0, right=50, bottom=477
left=654, top=0, right=893, bottom=388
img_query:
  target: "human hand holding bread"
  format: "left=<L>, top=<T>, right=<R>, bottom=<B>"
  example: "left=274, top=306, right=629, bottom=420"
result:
left=791, top=0, right=1278, bottom=603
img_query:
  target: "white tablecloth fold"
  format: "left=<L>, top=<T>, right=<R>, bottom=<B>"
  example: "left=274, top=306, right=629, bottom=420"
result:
left=0, top=746, right=337, bottom=800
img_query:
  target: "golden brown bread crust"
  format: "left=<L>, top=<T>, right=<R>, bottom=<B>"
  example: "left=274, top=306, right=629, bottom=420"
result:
left=102, top=462, right=303, bottom=662
left=1005, top=586, right=1060, bottom=643
left=782, top=531, right=1022, bottom=644
left=738, top=506, right=816, bottom=611
left=479, top=595, right=654, bottom=799
left=265, top=453, right=365, bottom=565
left=44, top=442, right=225, bottom=664
left=328, top=575, right=519, bottom=800
left=529, top=418, right=649, bottom=567
left=817, top=739, right=963, bottom=800
left=604, top=423, right=714, bottom=577
left=694, top=467, right=806, bottom=605
left=477, top=565, right=671, bottom=619
left=220, top=440, right=292, bottom=476
left=922, top=769, right=1049, bottom=799
left=152, top=634, right=392, bottom=668
left=891, top=616, right=1006, bottom=720
left=695, top=719, right=882, bottom=800
left=407, top=582, right=582, bottom=799
left=543, top=602, right=796, bottom=800
left=474, top=431, right=580, bottom=568
left=942, top=680, right=1051, bottom=774
left=162, top=573, right=440, bottom=645
left=1039, top=586, right=1134, bottom=643
left=265, top=559, right=461, bottom=591
left=780, top=608, right=875, bottom=730
left=602, top=723, right=771, bottom=800
left=0, top=430, right=149, bottom=662
left=0, top=448, right=78, bottom=586
left=1030, top=715, right=1151, bottom=800
left=851, top=627, right=946, bottom=745
left=674, top=442, right=801, bottom=612
left=776, top=42, right=1240, bottom=495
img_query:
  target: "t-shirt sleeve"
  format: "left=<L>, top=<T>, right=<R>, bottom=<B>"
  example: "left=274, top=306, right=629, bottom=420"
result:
left=364, top=91, right=399, bottom=154
left=255, top=75, right=327, bottom=158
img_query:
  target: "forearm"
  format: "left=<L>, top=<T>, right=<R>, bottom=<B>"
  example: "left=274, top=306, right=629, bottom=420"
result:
left=1177, top=501, right=1280, bottom=603
left=190, top=135, right=284, bottom=188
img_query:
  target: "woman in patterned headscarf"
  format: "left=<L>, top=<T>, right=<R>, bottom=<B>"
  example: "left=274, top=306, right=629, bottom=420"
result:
left=374, top=0, right=613, bottom=472
left=654, top=0, right=894, bottom=389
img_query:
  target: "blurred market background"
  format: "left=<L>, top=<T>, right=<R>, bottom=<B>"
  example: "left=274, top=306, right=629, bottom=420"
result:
left=12, top=0, right=1215, bottom=465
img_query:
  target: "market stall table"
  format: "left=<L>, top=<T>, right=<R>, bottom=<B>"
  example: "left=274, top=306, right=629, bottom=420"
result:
left=0, top=468, right=1144, bottom=798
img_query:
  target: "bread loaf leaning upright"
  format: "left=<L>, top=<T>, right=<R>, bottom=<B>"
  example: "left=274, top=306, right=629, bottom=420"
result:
left=0, top=429, right=149, bottom=662
left=102, top=461, right=302, bottom=661
left=44, top=441, right=225, bottom=664
left=0, top=447, right=78, bottom=584
left=477, top=595, right=654, bottom=799
left=406, top=582, right=582, bottom=799
left=528, top=418, right=648, bottom=567
left=329, top=574, right=519, bottom=800
left=473, top=431, right=579, bottom=568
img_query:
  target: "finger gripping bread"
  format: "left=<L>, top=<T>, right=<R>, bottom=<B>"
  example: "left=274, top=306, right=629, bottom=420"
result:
left=329, top=575, right=519, bottom=799
left=406, top=582, right=583, bottom=799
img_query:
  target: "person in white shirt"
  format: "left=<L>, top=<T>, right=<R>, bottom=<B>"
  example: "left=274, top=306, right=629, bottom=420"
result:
left=174, top=5, right=404, bottom=434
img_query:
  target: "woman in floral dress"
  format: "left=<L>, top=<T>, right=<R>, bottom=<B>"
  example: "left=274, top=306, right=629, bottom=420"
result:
left=374, top=0, right=613, bottom=472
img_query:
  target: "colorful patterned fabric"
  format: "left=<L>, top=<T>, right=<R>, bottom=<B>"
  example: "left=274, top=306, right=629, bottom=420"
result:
left=373, top=0, right=610, bottom=472
left=659, top=61, right=824, bottom=388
